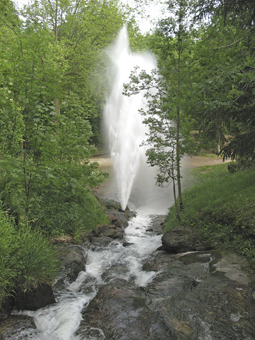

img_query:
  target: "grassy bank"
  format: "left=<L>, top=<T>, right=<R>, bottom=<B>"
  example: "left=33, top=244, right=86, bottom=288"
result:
left=0, top=209, right=59, bottom=308
left=165, top=163, right=255, bottom=267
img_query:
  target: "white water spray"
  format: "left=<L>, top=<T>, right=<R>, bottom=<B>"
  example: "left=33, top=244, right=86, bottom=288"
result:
left=104, top=27, right=157, bottom=210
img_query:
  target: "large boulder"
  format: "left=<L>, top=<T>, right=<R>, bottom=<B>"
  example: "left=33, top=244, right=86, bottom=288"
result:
left=56, top=243, right=86, bottom=282
left=77, top=278, right=174, bottom=340
left=143, top=251, right=255, bottom=340
left=14, top=284, right=55, bottom=311
left=162, top=227, right=213, bottom=253
left=100, top=197, right=136, bottom=229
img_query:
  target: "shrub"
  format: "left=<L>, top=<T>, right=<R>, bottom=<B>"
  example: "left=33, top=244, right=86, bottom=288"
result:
left=0, top=209, right=18, bottom=306
left=0, top=208, right=59, bottom=308
left=0, top=158, right=109, bottom=237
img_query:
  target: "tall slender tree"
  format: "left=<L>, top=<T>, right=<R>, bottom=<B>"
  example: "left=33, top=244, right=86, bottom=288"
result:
left=124, top=0, right=199, bottom=217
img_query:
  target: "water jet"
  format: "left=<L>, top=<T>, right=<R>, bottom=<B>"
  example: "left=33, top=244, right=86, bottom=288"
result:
left=104, top=27, right=173, bottom=213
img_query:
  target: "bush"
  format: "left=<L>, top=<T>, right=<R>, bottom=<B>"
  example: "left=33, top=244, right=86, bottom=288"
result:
left=0, top=210, right=18, bottom=306
left=29, top=183, right=109, bottom=237
left=0, top=158, right=109, bottom=237
left=0, top=208, right=59, bottom=308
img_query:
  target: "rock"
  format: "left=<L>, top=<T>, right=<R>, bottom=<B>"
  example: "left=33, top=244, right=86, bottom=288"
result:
left=90, top=236, right=113, bottom=247
left=14, top=284, right=55, bottom=311
left=106, top=209, right=133, bottom=229
left=162, top=227, right=213, bottom=253
left=91, top=224, right=125, bottom=240
left=100, top=197, right=136, bottom=229
left=147, top=215, right=166, bottom=235
left=0, top=315, right=36, bottom=339
left=101, top=228, right=123, bottom=239
left=78, top=279, right=174, bottom=340
left=99, top=198, right=123, bottom=211
left=144, top=250, right=255, bottom=339
left=123, top=242, right=134, bottom=247
left=56, top=243, right=86, bottom=282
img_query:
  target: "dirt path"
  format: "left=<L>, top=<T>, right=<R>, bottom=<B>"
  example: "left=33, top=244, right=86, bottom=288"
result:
left=90, top=154, right=230, bottom=198
left=182, top=155, right=230, bottom=169
left=91, top=154, right=229, bottom=172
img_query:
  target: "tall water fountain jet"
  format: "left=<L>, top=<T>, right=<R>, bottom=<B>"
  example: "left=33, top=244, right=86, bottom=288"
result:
left=104, top=27, right=157, bottom=210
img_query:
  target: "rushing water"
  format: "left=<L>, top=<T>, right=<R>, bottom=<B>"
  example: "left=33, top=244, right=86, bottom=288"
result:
left=15, top=213, right=162, bottom=340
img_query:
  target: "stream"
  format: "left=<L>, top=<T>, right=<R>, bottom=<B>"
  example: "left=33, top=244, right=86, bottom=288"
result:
left=5, top=207, right=255, bottom=340
left=8, top=210, right=163, bottom=340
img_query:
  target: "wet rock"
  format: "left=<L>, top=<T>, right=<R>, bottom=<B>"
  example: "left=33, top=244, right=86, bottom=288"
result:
left=162, top=227, right=213, bottom=253
left=78, top=278, right=174, bottom=340
left=123, top=242, right=134, bottom=247
left=91, top=224, right=125, bottom=240
left=90, top=236, right=113, bottom=247
left=102, top=228, right=123, bottom=239
left=14, top=284, right=55, bottom=311
left=106, top=210, right=132, bottom=229
left=100, top=198, right=136, bottom=229
left=147, top=215, right=166, bottom=235
left=0, top=315, right=36, bottom=339
left=99, top=198, right=123, bottom=211
left=56, top=243, right=85, bottom=282
left=144, top=251, right=255, bottom=339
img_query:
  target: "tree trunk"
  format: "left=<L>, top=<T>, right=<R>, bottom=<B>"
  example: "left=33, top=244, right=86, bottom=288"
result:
left=54, top=98, right=61, bottom=116
left=176, top=24, right=183, bottom=211
left=176, top=105, right=183, bottom=210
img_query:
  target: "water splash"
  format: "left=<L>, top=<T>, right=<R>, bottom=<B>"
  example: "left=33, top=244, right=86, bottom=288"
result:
left=104, top=27, right=156, bottom=210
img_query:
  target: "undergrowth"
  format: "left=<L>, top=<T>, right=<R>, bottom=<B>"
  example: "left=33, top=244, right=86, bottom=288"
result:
left=165, top=163, right=255, bottom=267
left=0, top=208, right=59, bottom=308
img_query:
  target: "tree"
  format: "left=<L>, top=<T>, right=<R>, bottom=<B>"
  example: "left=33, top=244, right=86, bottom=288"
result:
left=0, top=0, right=126, bottom=234
left=196, top=0, right=255, bottom=25
left=124, top=0, right=198, bottom=217
left=191, top=2, right=255, bottom=162
left=21, top=0, right=124, bottom=145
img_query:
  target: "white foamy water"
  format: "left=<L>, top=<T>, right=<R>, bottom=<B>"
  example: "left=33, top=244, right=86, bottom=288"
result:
left=14, top=213, right=162, bottom=340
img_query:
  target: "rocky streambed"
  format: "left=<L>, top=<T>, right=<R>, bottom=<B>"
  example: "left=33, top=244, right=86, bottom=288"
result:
left=1, top=200, right=255, bottom=340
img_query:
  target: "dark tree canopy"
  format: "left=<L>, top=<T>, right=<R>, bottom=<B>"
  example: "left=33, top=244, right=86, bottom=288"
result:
left=196, top=0, right=255, bottom=24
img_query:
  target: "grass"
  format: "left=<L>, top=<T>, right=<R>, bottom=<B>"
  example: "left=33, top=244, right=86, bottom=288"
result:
left=0, top=209, right=59, bottom=308
left=165, top=162, right=255, bottom=267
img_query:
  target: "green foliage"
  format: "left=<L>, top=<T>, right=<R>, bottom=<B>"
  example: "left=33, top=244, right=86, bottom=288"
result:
left=124, top=0, right=199, bottom=215
left=0, top=208, right=59, bottom=307
left=0, top=0, right=119, bottom=237
left=165, top=164, right=255, bottom=267
left=191, top=8, right=255, bottom=160
left=28, top=167, right=109, bottom=236
left=0, top=208, right=18, bottom=306
left=15, top=226, right=59, bottom=290
left=0, top=148, right=109, bottom=236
